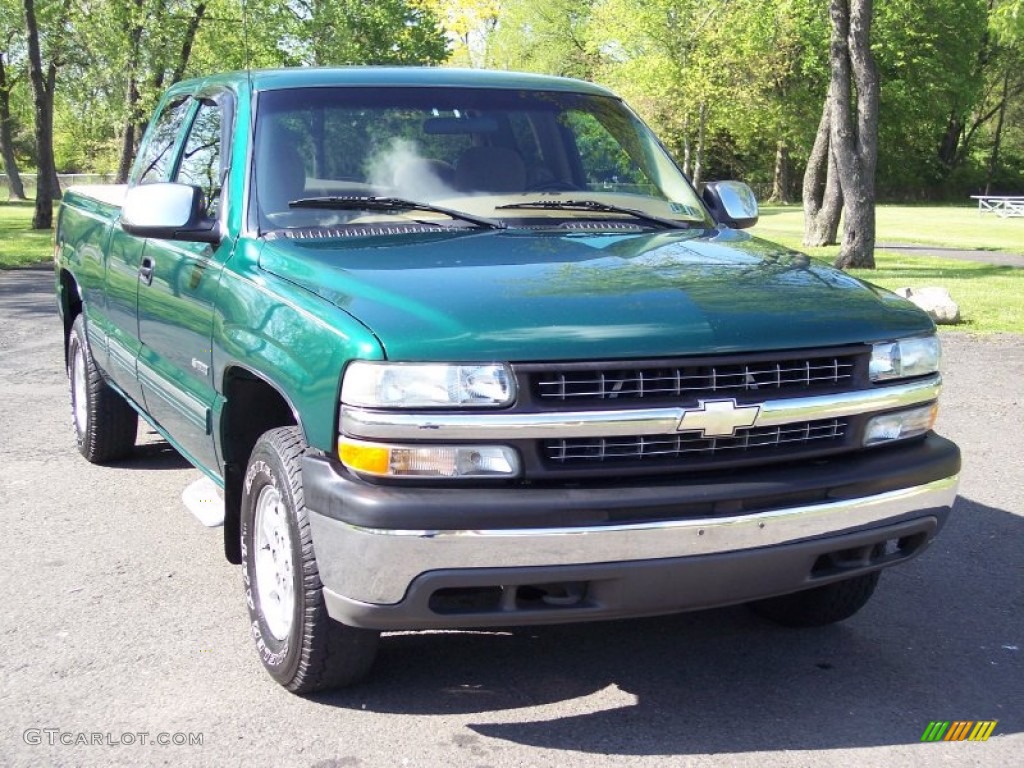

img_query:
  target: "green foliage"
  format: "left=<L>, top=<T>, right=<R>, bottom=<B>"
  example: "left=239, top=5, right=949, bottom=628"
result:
left=873, top=0, right=989, bottom=196
left=486, top=0, right=598, bottom=78
left=991, top=0, right=1024, bottom=44
left=3, top=0, right=449, bottom=178
left=265, top=0, right=449, bottom=67
left=3, top=0, right=1022, bottom=199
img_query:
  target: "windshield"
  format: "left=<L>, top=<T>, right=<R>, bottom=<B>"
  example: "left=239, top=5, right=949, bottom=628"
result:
left=252, top=86, right=710, bottom=232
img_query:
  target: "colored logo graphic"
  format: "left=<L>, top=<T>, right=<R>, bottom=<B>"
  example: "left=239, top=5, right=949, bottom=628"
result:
left=921, top=721, right=998, bottom=742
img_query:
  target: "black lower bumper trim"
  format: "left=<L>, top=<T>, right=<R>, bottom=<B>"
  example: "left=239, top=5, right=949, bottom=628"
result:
left=303, top=434, right=960, bottom=530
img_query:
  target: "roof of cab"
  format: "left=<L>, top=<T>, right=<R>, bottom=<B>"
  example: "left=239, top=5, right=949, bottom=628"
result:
left=169, top=66, right=618, bottom=99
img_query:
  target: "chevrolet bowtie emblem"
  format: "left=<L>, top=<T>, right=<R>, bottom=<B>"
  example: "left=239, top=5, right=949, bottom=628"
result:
left=677, top=399, right=762, bottom=437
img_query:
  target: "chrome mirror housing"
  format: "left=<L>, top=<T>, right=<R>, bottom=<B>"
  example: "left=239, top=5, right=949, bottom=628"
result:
left=121, top=182, right=220, bottom=243
left=702, top=181, right=759, bottom=229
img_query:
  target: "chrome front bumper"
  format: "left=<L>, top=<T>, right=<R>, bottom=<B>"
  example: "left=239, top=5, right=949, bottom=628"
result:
left=308, top=475, right=958, bottom=627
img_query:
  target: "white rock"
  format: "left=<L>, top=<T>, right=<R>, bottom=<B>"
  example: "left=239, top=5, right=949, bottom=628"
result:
left=893, top=286, right=961, bottom=324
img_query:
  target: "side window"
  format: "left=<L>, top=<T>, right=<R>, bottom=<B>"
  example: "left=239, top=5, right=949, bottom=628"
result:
left=133, top=98, right=191, bottom=185
left=177, top=101, right=224, bottom=218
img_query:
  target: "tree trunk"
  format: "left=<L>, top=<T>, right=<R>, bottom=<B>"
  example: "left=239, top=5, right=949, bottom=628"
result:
left=770, top=140, right=791, bottom=204
left=829, top=0, right=880, bottom=270
left=802, top=101, right=843, bottom=246
left=692, top=102, right=707, bottom=188
left=984, top=69, right=1011, bottom=196
left=24, top=0, right=58, bottom=228
left=681, top=114, right=692, bottom=178
left=115, top=0, right=145, bottom=185
left=45, top=60, right=60, bottom=199
left=169, top=3, right=207, bottom=85
left=115, top=79, right=140, bottom=185
left=937, top=114, right=964, bottom=170
left=0, top=54, right=27, bottom=201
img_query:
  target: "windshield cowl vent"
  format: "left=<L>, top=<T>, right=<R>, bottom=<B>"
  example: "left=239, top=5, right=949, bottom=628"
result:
left=269, top=224, right=460, bottom=240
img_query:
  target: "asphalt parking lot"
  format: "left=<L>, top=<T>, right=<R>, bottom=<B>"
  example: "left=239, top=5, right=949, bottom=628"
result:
left=1, top=266, right=1021, bottom=767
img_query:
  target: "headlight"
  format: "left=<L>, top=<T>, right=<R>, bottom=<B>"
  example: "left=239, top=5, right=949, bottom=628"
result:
left=864, top=404, right=938, bottom=446
left=339, top=439, right=520, bottom=478
left=870, top=336, right=941, bottom=382
left=342, top=362, right=515, bottom=408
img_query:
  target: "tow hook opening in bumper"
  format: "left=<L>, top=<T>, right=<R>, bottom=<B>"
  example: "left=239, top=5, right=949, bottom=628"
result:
left=810, top=531, right=930, bottom=578
left=428, top=581, right=590, bottom=615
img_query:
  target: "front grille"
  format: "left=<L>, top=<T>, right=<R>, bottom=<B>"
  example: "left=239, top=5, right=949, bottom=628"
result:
left=543, top=418, right=847, bottom=465
left=530, top=352, right=860, bottom=404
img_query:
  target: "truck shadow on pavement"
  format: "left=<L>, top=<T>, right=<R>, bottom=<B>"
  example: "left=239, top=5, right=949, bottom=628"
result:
left=313, top=494, right=1021, bottom=754
left=108, top=432, right=193, bottom=471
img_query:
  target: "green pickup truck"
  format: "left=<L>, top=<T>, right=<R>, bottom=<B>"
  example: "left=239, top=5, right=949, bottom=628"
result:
left=55, top=67, right=960, bottom=693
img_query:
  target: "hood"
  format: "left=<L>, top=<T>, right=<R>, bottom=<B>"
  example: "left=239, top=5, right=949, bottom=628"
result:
left=258, top=227, right=933, bottom=361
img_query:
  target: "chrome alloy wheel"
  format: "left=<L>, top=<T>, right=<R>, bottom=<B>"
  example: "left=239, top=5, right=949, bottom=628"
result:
left=71, top=343, right=88, bottom=436
left=253, top=485, right=296, bottom=641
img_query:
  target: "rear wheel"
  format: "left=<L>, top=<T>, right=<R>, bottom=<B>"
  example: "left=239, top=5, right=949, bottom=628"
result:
left=748, top=572, right=881, bottom=627
left=67, top=314, right=137, bottom=463
left=241, top=426, right=379, bottom=692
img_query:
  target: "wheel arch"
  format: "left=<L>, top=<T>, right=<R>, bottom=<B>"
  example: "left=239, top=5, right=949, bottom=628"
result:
left=58, top=269, right=83, bottom=368
left=219, top=365, right=305, bottom=563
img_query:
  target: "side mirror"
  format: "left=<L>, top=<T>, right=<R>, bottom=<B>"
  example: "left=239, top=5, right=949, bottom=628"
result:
left=702, top=181, right=759, bottom=229
left=121, top=182, right=220, bottom=244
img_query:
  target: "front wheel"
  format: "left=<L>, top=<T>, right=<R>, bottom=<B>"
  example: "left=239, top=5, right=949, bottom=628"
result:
left=748, top=572, right=881, bottom=628
left=67, top=314, right=137, bottom=463
left=241, top=426, right=379, bottom=692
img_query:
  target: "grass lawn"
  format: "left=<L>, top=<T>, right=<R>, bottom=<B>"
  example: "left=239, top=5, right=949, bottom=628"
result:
left=751, top=204, right=1024, bottom=334
left=0, top=201, right=53, bottom=269
left=754, top=203, right=1024, bottom=253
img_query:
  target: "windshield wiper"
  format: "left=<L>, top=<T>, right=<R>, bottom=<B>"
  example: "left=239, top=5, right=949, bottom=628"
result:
left=496, top=200, right=693, bottom=230
left=289, top=196, right=506, bottom=230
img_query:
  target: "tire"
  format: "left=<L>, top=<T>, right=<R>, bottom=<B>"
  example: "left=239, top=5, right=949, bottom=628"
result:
left=748, top=571, right=881, bottom=628
left=241, top=426, right=379, bottom=693
left=67, top=314, right=138, bottom=463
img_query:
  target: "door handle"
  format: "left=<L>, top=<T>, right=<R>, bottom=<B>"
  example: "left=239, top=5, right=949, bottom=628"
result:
left=139, top=256, right=155, bottom=286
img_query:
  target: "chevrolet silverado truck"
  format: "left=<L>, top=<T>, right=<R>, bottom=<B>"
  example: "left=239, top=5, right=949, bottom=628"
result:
left=54, top=67, right=961, bottom=693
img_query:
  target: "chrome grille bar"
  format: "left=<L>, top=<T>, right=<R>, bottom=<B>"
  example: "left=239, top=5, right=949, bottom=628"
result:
left=533, top=356, right=858, bottom=402
left=544, top=419, right=847, bottom=463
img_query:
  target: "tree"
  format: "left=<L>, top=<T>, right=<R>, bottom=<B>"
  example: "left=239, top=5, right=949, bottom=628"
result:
left=23, top=0, right=68, bottom=229
left=721, top=0, right=830, bottom=203
left=279, top=0, right=448, bottom=67
left=0, top=44, right=26, bottom=200
left=105, top=0, right=208, bottom=183
left=428, top=0, right=500, bottom=67
left=587, top=0, right=742, bottom=187
left=486, top=0, right=598, bottom=79
left=801, top=101, right=843, bottom=246
left=992, top=0, right=1024, bottom=41
left=828, top=0, right=880, bottom=270
left=874, top=0, right=988, bottom=196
